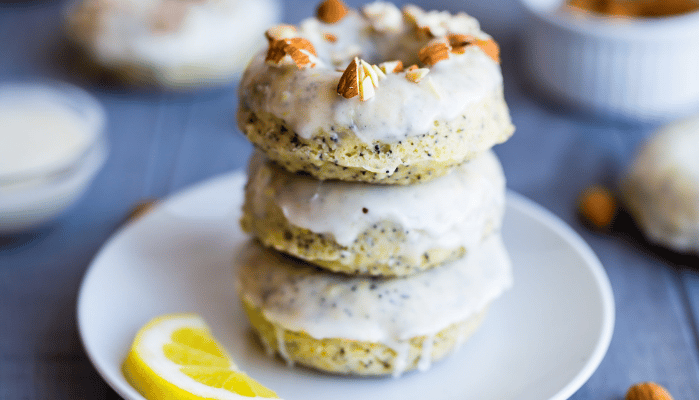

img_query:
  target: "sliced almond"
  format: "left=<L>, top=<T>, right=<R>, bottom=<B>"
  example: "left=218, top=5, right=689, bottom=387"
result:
left=378, top=60, right=404, bottom=74
left=359, top=59, right=379, bottom=87
left=316, top=0, right=348, bottom=24
left=371, top=64, right=387, bottom=80
left=359, top=75, right=375, bottom=100
left=405, top=67, right=429, bottom=83
left=337, top=57, right=382, bottom=101
left=418, top=39, right=451, bottom=66
left=265, top=24, right=297, bottom=42
left=266, top=37, right=318, bottom=69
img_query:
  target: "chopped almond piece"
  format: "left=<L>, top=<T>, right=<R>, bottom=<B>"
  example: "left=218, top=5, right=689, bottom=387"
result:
left=378, top=60, right=404, bottom=74
left=265, top=24, right=297, bottom=42
left=266, top=37, right=318, bottom=69
left=419, top=39, right=451, bottom=66
left=405, top=67, right=429, bottom=83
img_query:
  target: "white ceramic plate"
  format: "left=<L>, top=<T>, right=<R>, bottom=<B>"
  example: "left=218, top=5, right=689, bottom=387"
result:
left=77, top=171, right=615, bottom=400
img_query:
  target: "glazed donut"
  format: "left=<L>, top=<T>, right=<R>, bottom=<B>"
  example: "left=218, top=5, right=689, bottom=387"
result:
left=241, top=149, right=506, bottom=276
left=238, top=0, right=515, bottom=184
left=235, top=234, right=513, bottom=376
left=64, top=0, right=280, bottom=88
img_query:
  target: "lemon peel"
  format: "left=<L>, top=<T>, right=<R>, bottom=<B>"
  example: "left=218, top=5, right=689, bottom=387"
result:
left=122, top=313, right=278, bottom=399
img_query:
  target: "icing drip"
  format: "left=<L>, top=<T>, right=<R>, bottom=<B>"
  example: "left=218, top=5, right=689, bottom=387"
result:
left=274, top=325, right=293, bottom=366
left=418, top=335, right=435, bottom=372
left=391, top=341, right=411, bottom=378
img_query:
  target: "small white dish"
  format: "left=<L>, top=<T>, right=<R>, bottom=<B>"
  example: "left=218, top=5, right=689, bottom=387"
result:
left=77, top=171, right=615, bottom=400
left=0, top=81, right=108, bottom=233
left=520, top=0, right=698, bottom=122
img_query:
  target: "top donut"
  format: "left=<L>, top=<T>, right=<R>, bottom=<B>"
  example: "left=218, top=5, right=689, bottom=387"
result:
left=238, top=0, right=515, bottom=184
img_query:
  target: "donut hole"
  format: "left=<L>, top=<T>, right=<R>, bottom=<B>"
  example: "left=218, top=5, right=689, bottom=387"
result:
left=301, top=11, right=429, bottom=69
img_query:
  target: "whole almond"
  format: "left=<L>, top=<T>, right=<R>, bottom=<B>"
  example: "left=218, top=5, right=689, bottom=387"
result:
left=578, top=185, right=618, bottom=230
left=337, top=58, right=360, bottom=99
left=626, top=382, right=674, bottom=400
left=337, top=57, right=382, bottom=100
left=317, top=0, right=348, bottom=24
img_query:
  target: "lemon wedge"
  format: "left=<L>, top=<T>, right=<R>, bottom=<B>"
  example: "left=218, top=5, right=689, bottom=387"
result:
left=122, top=313, right=278, bottom=399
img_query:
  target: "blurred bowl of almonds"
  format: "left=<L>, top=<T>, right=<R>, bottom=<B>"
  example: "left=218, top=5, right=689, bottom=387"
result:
left=519, top=0, right=698, bottom=122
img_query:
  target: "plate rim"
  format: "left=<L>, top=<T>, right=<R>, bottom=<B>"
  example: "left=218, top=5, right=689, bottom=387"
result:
left=76, top=170, right=615, bottom=400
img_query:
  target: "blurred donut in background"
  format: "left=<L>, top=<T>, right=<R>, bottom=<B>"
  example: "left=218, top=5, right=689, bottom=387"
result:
left=63, top=0, right=281, bottom=89
left=620, top=116, right=699, bottom=253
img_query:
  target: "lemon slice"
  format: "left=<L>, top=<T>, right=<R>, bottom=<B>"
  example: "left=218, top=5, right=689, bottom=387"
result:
left=122, top=313, right=278, bottom=399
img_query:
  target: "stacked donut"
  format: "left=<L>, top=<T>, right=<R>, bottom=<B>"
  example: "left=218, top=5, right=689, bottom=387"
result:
left=235, top=0, right=515, bottom=377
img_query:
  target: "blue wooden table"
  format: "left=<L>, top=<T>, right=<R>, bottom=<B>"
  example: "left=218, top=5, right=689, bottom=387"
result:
left=0, top=0, right=697, bottom=399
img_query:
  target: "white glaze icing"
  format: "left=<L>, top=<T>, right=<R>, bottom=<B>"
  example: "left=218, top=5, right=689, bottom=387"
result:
left=239, top=3, right=502, bottom=142
left=65, top=0, right=280, bottom=85
left=621, top=116, right=699, bottom=252
left=235, top=233, right=512, bottom=348
left=274, top=326, right=292, bottom=366
left=392, top=341, right=411, bottom=377
left=246, top=150, right=506, bottom=259
left=0, top=94, right=99, bottom=179
left=417, top=335, right=435, bottom=372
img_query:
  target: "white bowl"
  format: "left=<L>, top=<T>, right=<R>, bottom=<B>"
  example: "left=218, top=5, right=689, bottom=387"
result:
left=0, top=81, right=108, bottom=233
left=519, top=0, right=699, bottom=122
